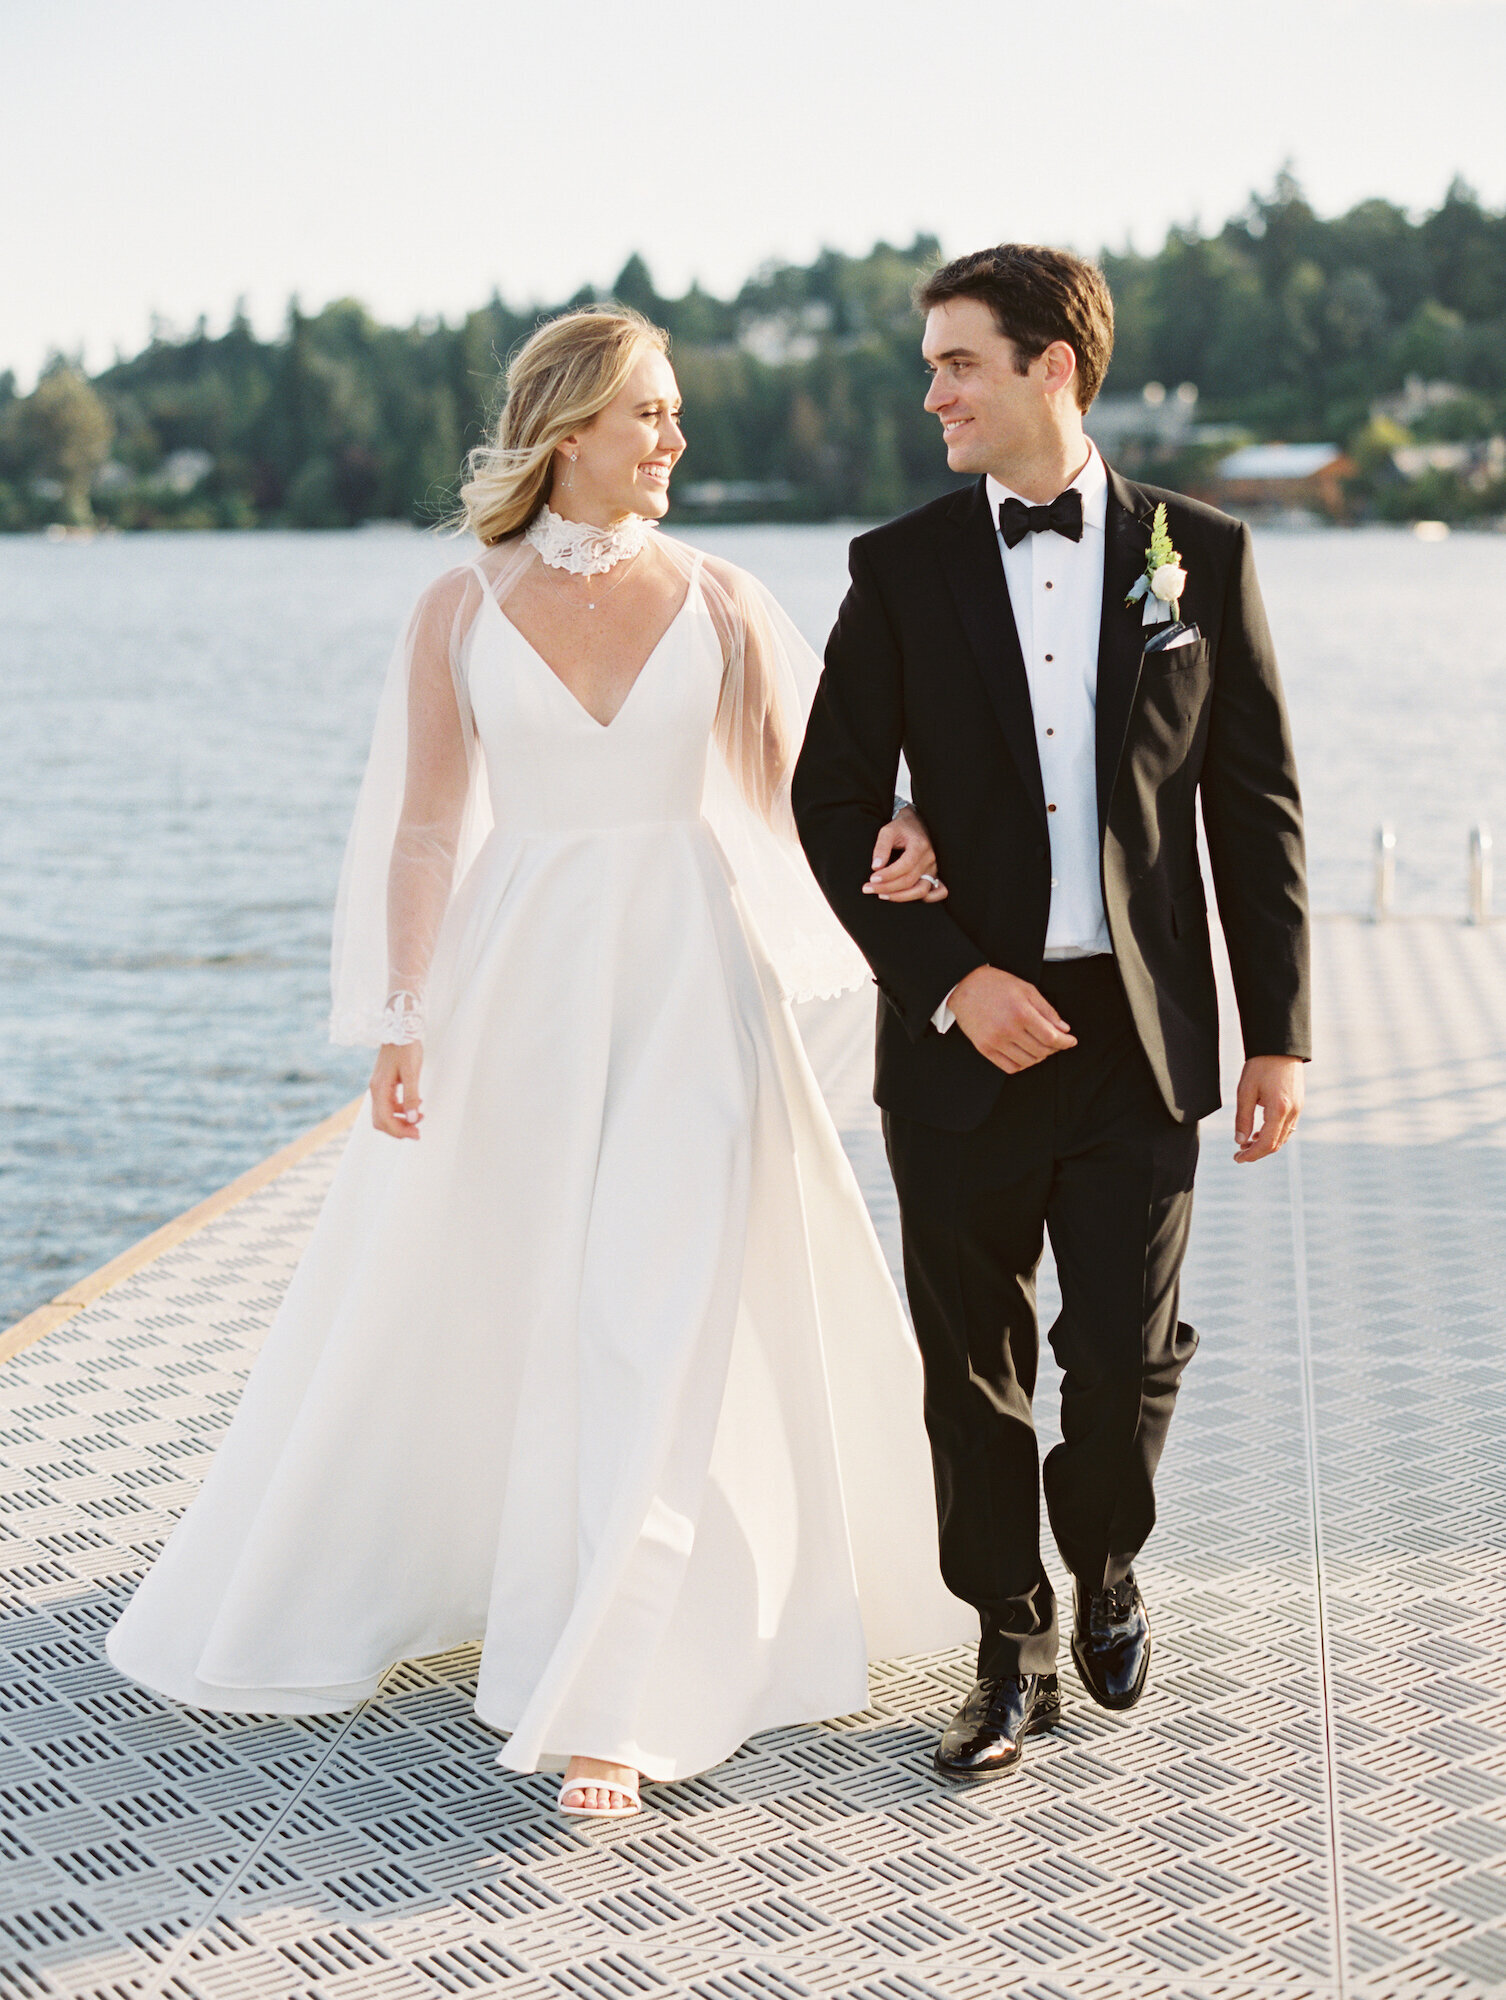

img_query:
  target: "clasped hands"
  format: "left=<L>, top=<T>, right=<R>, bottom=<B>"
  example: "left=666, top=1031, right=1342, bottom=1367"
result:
left=944, top=964, right=1303, bottom=1165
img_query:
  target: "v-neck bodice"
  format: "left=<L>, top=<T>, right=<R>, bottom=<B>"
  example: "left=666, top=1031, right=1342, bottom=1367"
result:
left=466, top=562, right=722, bottom=834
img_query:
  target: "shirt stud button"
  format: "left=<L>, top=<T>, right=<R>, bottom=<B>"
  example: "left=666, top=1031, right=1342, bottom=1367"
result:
left=1044, top=653, right=1053, bottom=662
left=1045, top=581, right=1053, bottom=590
left=1046, top=728, right=1055, bottom=736
left=1047, top=803, right=1057, bottom=813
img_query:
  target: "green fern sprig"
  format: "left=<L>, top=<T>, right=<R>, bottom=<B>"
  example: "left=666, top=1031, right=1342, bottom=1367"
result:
left=1125, top=502, right=1185, bottom=606
left=1147, top=503, right=1177, bottom=570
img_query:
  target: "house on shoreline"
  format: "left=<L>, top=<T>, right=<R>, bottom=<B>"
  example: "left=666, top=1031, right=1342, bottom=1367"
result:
left=1208, top=442, right=1355, bottom=522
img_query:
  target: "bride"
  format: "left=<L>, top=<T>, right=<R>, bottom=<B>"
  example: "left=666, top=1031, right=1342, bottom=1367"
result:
left=107, top=306, right=972, bottom=1818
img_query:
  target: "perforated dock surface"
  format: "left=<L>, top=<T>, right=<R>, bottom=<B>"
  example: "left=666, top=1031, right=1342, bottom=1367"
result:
left=3, top=917, right=1504, bottom=2000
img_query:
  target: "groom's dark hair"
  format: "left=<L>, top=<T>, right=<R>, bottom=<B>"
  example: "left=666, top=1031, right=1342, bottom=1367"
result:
left=914, top=244, right=1114, bottom=411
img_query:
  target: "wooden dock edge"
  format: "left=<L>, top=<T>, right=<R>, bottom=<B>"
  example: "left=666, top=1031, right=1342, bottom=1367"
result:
left=0, top=1097, right=364, bottom=1368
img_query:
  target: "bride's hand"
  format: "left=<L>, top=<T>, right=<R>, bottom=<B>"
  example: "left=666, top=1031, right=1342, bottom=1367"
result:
left=862, top=804, right=948, bottom=903
left=370, top=1044, right=424, bottom=1138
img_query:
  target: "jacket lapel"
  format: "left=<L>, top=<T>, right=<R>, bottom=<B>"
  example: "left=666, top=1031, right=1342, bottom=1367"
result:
left=1095, top=466, right=1155, bottom=830
left=939, top=479, right=1047, bottom=825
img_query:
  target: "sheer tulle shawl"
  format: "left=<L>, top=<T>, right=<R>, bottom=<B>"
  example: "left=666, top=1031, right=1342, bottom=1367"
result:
left=329, top=532, right=867, bottom=1045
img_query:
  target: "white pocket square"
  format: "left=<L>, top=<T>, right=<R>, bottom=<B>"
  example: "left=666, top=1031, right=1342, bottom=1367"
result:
left=1162, top=627, right=1200, bottom=651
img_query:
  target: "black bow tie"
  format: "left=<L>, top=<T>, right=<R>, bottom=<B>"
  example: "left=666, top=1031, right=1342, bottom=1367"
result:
left=998, top=488, right=1084, bottom=549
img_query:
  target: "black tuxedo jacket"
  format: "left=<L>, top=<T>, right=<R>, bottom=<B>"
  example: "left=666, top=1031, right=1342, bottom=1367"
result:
left=792, top=466, right=1312, bottom=1133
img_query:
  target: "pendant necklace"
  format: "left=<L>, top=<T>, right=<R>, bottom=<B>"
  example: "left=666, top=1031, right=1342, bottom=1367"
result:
left=577, top=546, right=641, bottom=612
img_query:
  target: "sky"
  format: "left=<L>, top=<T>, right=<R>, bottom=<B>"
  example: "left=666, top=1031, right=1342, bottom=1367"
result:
left=4, top=0, right=1506, bottom=388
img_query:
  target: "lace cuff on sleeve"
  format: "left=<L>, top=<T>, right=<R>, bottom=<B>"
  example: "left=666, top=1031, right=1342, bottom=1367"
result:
left=379, top=991, right=425, bottom=1046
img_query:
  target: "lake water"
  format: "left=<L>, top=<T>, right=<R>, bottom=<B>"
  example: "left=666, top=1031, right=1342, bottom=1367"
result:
left=4, top=522, right=1504, bottom=1326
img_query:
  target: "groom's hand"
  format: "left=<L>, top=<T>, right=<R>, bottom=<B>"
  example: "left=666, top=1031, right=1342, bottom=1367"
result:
left=948, top=966, right=1077, bottom=1074
left=1233, top=1055, right=1304, bottom=1162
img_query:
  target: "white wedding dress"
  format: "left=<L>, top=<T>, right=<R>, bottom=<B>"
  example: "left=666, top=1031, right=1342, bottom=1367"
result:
left=107, top=529, right=972, bottom=1782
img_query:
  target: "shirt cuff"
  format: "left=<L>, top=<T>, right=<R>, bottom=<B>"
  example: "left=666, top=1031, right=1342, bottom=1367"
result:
left=932, top=988, right=958, bottom=1034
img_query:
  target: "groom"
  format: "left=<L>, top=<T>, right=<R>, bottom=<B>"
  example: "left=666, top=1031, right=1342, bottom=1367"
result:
left=793, top=244, right=1310, bottom=1778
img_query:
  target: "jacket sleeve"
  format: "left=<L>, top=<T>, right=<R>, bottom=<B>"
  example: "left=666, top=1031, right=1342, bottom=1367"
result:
left=1200, top=522, right=1313, bottom=1061
left=792, top=539, right=987, bottom=1039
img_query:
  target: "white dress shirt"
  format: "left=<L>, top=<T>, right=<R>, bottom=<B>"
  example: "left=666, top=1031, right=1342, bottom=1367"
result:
left=935, top=442, right=1112, bottom=1034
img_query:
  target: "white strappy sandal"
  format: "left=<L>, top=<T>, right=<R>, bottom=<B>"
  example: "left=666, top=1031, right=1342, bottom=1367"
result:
left=557, top=1772, right=642, bottom=1819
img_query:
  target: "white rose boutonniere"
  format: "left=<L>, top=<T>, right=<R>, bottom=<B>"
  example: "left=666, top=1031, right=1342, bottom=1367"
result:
left=1125, top=504, right=1186, bottom=626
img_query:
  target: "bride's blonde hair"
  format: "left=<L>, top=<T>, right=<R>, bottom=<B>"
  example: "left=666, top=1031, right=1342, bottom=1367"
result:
left=457, top=305, right=670, bottom=546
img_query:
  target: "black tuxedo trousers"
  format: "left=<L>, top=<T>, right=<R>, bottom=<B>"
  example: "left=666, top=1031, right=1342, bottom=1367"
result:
left=885, top=957, right=1199, bottom=1675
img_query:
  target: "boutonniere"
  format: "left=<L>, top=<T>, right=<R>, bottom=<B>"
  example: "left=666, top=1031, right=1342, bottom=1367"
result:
left=1124, top=503, right=1187, bottom=626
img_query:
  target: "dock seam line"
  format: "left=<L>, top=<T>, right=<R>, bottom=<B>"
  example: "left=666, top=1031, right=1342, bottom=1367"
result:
left=136, top=1691, right=380, bottom=2000
left=1290, top=1135, right=1350, bottom=1999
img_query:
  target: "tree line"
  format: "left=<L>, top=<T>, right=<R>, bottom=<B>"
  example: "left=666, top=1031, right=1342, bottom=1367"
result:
left=3, top=172, right=1505, bottom=532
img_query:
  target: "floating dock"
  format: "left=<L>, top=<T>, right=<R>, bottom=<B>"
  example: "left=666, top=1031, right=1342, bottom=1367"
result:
left=2, top=917, right=1504, bottom=2000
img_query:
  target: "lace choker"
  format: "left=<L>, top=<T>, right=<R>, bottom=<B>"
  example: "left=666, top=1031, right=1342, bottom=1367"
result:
left=525, top=506, right=655, bottom=578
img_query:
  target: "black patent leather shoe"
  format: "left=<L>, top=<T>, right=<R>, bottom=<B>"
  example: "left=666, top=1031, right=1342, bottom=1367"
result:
left=1071, top=1573, right=1151, bottom=1711
left=933, top=1672, right=1061, bottom=1779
